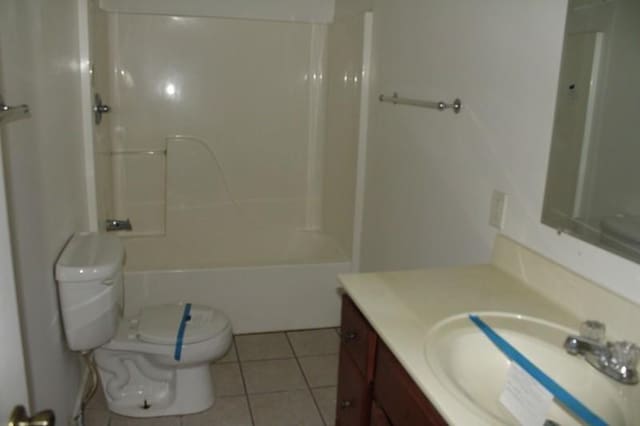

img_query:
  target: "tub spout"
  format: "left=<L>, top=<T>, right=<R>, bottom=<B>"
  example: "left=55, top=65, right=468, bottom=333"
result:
left=106, top=218, right=132, bottom=232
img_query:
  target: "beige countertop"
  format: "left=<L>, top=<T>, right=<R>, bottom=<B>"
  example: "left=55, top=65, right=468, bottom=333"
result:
left=339, top=264, right=582, bottom=425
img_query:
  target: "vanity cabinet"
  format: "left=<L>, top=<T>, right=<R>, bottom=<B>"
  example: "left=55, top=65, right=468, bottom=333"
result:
left=336, top=295, right=448, bottom=426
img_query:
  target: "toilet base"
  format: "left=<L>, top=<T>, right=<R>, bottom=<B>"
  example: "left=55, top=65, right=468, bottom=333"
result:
left=100, top=362, right=214, bottom=417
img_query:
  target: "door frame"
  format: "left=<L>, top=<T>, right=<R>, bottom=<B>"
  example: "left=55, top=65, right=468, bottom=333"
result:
left=0, top=128, right=30, bottom=420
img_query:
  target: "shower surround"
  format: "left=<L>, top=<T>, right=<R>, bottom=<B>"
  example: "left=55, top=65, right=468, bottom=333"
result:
left=87, top=2, right=371, bottom=332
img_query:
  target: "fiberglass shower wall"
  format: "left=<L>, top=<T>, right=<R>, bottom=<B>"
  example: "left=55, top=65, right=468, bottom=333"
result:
left=88, top=3, right=371, bottom=269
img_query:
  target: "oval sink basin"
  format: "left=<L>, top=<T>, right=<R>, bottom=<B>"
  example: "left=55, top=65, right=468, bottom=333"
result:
left=425, top=313, right=638, bottom=425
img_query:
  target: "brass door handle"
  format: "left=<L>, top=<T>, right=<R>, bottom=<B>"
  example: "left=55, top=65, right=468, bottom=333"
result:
left=8, top=406, right=55, bottom=426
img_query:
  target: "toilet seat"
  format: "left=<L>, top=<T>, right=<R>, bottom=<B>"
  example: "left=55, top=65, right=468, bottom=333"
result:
left=102, top=303, right=232, bottom=362
left=138, top=303, right=229, bottom=345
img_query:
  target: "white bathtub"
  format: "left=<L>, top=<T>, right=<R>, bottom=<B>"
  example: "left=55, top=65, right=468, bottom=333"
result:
left=124, top=261, right=350, bottom=334
left=120, top=203, right=352, bottom=333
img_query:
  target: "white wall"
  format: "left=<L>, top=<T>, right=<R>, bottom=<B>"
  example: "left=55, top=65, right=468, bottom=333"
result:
left=0, top=0, right=89, bottom=422
left=360, top=0, right=640, bottom=304
left=334, top=0, right=372, bottom=20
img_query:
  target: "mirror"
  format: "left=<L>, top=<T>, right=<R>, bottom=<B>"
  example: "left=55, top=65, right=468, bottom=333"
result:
left=542, top=0, right=640, bottom=263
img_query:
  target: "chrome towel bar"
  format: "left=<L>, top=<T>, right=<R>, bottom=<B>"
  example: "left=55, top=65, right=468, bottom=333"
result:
left=379, top=92, right=462, bottom=114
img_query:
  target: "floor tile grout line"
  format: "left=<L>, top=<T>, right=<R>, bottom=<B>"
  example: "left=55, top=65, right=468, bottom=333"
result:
left=242, top=385, right=309, bottom=396
left=235, top=327, right=338, bottom=338
left=237, top=354, right=339, bottom=364
left=235, top=329, right=339, bottom=361
left=285, top=333, right=328, bottom=426
left=307, top=384, right=338, bottom=390
left=234, top=335, right=257, bottom=426
left=237, top=353, right=340, bottom=364
left=238, top=356, right=298, bottom=363
left=296, top=353, right=339, bottom=359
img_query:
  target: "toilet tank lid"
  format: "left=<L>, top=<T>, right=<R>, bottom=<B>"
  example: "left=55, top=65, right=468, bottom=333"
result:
left=55, top=232, right=125, bottom=282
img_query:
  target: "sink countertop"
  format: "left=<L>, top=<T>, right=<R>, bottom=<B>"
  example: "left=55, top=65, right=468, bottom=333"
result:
left=339, top=264, right=582, bottom=426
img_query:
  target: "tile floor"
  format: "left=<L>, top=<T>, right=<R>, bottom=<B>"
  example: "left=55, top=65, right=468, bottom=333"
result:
left=85, top=328, right=340, bottom=426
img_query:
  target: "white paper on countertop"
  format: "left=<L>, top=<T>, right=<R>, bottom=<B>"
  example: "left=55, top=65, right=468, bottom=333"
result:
left=500, top=363, right=554, bottom=426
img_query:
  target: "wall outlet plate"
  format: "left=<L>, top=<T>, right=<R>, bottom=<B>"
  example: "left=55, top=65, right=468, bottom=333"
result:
left=490, top=190, right=508, bottom=230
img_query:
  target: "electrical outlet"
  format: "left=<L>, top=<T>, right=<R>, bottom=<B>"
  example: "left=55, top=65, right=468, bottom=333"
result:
left=489, top=190, right=507, bottom=230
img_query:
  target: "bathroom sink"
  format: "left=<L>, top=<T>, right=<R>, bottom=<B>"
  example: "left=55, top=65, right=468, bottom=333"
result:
left=424, top=313, right=639, bottom=425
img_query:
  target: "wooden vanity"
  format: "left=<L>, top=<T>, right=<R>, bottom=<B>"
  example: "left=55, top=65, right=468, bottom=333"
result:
left=336, top=295, right=448, bottom=426
left=334, top=237, right=640, bottom=425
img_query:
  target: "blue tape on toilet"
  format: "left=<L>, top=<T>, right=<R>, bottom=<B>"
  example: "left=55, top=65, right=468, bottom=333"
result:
left=174, top=303, right=192, bottom=361
left=469, top=314, right=607, bottom=426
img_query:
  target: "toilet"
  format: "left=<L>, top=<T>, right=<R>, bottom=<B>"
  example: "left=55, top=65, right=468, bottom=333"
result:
left=55, top=232, right=232, bottom=417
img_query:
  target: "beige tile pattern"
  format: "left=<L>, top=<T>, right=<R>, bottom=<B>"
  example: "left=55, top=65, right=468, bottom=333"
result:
left=211, top=363, right=245, bottom=397
left=181, top=396, right=253, bottom=426
left=83, top=409, right=109, bottom=426
left=110, top=415, right=181, bottom=426
left=241, top=359, right=307, bottom=394
left=298, top=355, right=339, bottom=388
left=287, top=329, right=340, bottom=357
left=312, top=387, right=337, bottom=426
left=218, top=341, right=239, bottom=363
left=85, top=383, right=108, bottom=412
left=249, top=390, right=324, bottom=426
left=85, top=329, right=336, bottom=426
left=235, top=332, right=293, bottom=361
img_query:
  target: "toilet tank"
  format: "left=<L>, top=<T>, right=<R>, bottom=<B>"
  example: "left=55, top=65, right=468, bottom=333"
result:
left=55, top=232, right=125, bottom=351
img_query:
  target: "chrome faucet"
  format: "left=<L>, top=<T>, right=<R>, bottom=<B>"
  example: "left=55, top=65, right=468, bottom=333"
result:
left=564, top=320, right=639, bottom=385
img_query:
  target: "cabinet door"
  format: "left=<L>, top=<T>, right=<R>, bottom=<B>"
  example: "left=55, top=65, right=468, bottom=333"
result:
left=370, top=401, right=392, bottom=426
left=340, top=295, right=377, bottom=379
left=374, top=341, right=448, bottom=426
left=336, top=347, right=371, bottom=426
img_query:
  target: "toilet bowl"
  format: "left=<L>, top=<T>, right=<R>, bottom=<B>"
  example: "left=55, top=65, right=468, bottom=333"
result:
left=94, top=303, right=232, bottom=417
left=55, top=233, right=232, bottom=417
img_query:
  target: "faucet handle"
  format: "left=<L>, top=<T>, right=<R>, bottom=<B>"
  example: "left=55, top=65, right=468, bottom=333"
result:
left=609, top=341, right=640, bottom=368
left=580, top=320, right=606, bottom=342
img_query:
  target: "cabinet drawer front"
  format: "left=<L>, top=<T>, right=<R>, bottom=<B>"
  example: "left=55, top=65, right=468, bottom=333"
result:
left=374, top=341, right=448, bottom=426
left=341, top=295, right=376, bottom=378
left=336, top=347, right=371, bottom=426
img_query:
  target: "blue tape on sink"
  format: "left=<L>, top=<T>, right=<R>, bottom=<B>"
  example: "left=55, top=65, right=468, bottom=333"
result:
left=469, top=314, right=607, bottom=426
left=174, top=303, right=192, bottom=361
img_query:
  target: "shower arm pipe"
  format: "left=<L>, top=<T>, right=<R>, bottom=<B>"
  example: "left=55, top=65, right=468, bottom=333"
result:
left=379, top=92, right=462, bottom=114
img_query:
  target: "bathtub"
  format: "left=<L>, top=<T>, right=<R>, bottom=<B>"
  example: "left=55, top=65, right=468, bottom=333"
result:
left=121, top=205, right=352, bottom=333
left=124, top=261, right=350, bottom=334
